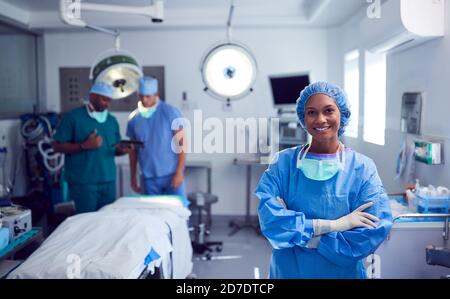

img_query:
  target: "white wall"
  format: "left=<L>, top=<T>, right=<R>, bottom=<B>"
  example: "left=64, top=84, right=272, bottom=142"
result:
left=42, top=27, right=328, bottom=215
left=0, top=34, right=44, bottom=196
left=329, top=3, right=450, bottom=193
left=387, top=23, right=450, bottom=188
left=0, top=34, right=37, bottom=115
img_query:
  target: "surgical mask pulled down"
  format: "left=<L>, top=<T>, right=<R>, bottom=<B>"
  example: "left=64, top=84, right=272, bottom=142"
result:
left=86, top=104, right=108, bottom=123
left=296, top=143, right=345, bottom=181
left=138, top=100, right=157, bottom=119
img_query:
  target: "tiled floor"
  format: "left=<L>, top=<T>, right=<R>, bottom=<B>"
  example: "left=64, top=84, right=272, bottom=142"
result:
left=190, top=217, right=272, bottom=279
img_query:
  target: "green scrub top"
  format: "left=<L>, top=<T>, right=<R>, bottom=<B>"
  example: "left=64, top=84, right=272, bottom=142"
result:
left=53, top=106, right=121, bottom=184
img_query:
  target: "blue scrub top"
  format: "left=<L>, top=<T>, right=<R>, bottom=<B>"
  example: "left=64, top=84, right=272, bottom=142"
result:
left=126, top=101, right=184, bottom=179
left=255, top=146, right=393, bottom=279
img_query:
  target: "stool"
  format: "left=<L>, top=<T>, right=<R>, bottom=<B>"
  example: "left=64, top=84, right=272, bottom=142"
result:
left=188, top=192, right=222, bottom=259
left=188, top=192, right=218, bottom=231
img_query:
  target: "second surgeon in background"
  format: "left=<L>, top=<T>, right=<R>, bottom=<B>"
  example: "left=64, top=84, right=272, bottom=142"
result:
left=127, top=77, right=187, bottom=203
left=256, top=81, right=392, bottom=278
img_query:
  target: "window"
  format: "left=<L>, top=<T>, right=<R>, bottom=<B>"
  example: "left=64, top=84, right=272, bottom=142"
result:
left=0, top=22, right=38, bottom=118
left=344, top=50, right=359, bottom=138
left=363, top=51, right=386, bottom=146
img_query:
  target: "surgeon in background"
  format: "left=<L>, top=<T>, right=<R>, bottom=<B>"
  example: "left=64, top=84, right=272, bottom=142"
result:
left=126, top=77, right=187, bottom=203
left=256, top=81, right=392, bottom=278
left=53, top=82, right=132, bottom=214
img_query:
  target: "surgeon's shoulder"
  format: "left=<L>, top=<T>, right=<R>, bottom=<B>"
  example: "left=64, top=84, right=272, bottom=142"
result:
left=63, top=106, right=84, bottom=122
left=350, top=149, right=378, bottom=175
left=159, top=100, right=172, bottom=111
left=161, top=101, right=182, bottom=115
left=107, top=112, right=119, bottom=122
left=128, top=109, right=139, bottom=121
left=268, top=146, right=300, bottom=168
left=68, top=106, right=84, bottom=117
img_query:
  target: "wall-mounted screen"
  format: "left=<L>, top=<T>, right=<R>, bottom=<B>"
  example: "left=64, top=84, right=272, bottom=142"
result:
left=269, top=73, right=310, bottom=107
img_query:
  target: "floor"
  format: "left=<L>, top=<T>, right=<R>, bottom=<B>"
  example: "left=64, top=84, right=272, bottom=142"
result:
left=190, top=216, right=272, bottom=279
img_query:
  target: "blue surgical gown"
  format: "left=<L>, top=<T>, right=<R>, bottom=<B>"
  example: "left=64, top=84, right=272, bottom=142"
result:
left=255, top=146, right=392, bottom=279
left=126, top=101, right=184, bottom=179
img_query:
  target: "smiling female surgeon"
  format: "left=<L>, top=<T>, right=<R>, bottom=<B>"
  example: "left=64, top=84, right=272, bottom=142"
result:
left=255, top=82, right=392, bottom=278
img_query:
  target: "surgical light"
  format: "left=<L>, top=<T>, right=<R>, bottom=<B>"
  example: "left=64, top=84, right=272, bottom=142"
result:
left=201, top=43, right=257, bottom=102
left=200, top=1, right=258, bottom=105
left=90, top=49, right=143, bottom=100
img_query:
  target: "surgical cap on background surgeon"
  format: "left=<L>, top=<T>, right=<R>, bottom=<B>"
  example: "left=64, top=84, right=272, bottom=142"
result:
left=139, top=77, right=158, bottom=96
left=90, top=82, right=114, bottom=98
left=296, top=81, right=351, bottom=136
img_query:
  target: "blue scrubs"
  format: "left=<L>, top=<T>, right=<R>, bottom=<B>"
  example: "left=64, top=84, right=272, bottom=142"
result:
left=127, top=101, right=186, bottom=200
left=143, top=175, right=186, bottom=198
left=255, top=146, right=392, bottom=279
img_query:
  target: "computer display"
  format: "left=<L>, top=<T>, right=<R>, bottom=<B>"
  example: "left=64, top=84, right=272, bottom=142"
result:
left=269, top=73, right=310, bottom=107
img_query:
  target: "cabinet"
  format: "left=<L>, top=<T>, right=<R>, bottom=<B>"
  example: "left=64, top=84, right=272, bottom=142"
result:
left=372, top=219, right=449, bottom=278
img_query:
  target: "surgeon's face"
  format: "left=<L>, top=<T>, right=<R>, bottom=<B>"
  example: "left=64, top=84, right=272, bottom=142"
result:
left=139, top=93, right=158, bottom=107
left=90, top=94, right=111, bottom=111
left=304, top=94, right=340, bottom=142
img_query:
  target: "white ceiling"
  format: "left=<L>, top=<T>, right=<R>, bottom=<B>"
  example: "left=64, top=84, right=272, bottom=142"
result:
left=0, top=0, right=367, bottom=30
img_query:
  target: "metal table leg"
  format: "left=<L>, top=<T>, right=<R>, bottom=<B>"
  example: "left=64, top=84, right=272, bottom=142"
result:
left=229, top=164, right=260, bottom=236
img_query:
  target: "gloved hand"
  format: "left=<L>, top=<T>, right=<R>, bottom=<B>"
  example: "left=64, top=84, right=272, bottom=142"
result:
left=313, top=202, right=380, bottom=236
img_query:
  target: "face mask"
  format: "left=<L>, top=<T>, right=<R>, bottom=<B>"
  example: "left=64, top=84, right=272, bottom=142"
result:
left=86, top=104, right=108, bottom=123
left=138, top=100, right=157, bottom=119
left=296, top=143, right=345, bottom=181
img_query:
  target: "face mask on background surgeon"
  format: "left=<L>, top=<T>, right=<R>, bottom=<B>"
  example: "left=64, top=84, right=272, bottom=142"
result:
left=138, top=100, right=157, bottom=118
left=86, top=104, right=108, bottom=123
left=296, top=143, right=345, bottom=181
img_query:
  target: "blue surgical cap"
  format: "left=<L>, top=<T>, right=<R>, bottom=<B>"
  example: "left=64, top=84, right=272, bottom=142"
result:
left=296, top=81, right=351, bottom=136
left=90, top=82, right=114, bottom=98
left=139, top=77, right=158, bottom=96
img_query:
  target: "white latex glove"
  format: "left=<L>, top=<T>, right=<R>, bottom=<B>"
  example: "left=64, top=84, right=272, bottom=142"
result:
left=313, top=202, right=380, bottom=236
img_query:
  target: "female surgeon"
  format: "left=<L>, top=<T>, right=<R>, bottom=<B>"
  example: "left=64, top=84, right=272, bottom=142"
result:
left=255, top=82, right=392, bottom=278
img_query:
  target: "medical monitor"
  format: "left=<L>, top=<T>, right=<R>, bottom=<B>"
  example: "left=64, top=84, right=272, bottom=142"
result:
left=269, top=73, right=310, bottom=109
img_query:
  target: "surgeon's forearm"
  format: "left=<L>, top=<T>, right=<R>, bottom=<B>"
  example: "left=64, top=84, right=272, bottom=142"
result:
left=175, top=151, right=186, bottom=175
left=52, top=142, right=83, bottom=154
left=115, top=145, right=129, bottom=156
left=129, top=149, right=138, bottom=180
left=173, top=128, right=186, bottom=175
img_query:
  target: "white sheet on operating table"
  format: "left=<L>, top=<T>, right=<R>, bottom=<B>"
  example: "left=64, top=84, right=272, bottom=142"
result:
left=101, top=197, right=193, bottom=278
left=8, top=198, right=191, bottom=279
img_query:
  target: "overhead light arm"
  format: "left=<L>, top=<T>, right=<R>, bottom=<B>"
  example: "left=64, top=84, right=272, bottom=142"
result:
left=80, top=1, right=164, bottom=22
left=86, top=24, right=119, bottom=38
left=226, top=0, right=235, bottom=42
left=59, top=0, right=164, bottom=38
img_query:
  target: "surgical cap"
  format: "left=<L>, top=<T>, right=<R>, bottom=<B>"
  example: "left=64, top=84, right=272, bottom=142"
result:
left=139, top=77, right=158, bottom=96
left=90, top=82, right=114, bottom=98
left=296, top=81, right=351, bottom=136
